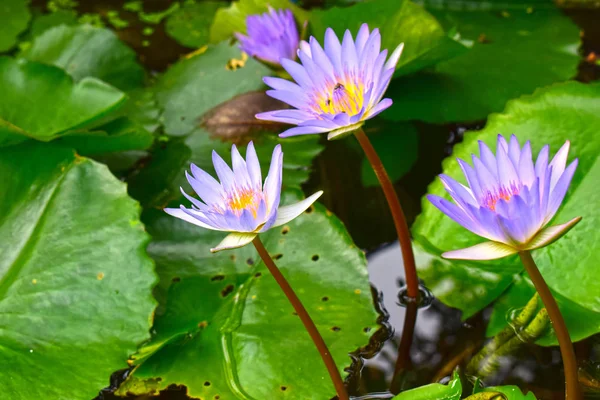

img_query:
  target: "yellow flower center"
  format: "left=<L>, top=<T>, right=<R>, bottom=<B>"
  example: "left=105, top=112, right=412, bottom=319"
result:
left=227, top=188, right=261, bottom=217
left=315, top=81, right=365, bottom=116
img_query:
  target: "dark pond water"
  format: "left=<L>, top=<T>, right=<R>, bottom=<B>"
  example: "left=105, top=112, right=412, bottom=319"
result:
left=36, top=0, right=600, bottom=398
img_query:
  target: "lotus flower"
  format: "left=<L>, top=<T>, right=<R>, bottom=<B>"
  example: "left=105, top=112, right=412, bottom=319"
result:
left=428, top=135, right=581, bottom=260
left=165, top=142, right=322, bottom=252
left=256, top=23, right=403, bottom=140
left=235, top=7, right=300, bottom=66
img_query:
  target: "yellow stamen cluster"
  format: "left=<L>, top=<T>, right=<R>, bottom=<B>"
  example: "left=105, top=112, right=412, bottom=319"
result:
left=316, top=80, right=365, bottom=116
left=228, top=188, right=261, bottom=217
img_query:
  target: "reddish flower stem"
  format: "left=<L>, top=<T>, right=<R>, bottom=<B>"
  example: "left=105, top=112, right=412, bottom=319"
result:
left=252, top=236, right=349, bottom=400
left=519, top=250, right=581, bottom=400
left=390, top=300, right=418, bottom=393
left=354, top=128, right=419, bottom=299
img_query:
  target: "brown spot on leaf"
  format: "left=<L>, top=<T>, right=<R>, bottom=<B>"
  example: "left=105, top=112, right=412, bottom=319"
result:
left=200, top=91, right=291, bottom=145
left=220, top=284, right=234, bottom=297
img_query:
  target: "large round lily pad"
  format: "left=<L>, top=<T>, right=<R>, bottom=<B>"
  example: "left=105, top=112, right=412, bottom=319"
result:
left=310, top=0, right=470, bottom=76
left=0, top=0, right=31, bottom=52
left=117, top=198, right=379, bottom=399
left=0, top=57, right=125, bottom=146
left=413, top=81, right=600, bottom=344
left=382, top=3, right=580, bottom=123
left=0, top=142, right=156, bottom=399
left=22, top=24, right=145, bottom=91
left=153, top=42, right=270, bottom=137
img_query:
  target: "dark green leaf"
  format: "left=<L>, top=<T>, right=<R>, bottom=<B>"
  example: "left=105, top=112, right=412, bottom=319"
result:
left=0, top=141, right=156, bottom=399
left=0, top=0, right=31, bottom=52
left=413, top=81, right=600, bottom=344
left=128, top=130, right=322, bottom=208
left=55, top=117, right=153, bottom=156
left=166, top=1, right=223, bottom=48
left=310, top=0, right=470, bottom=76
left=22, top=24, right=145, bottom=91
left=116, top=199, right=378, bottom=399
left=361, top=123, right=418, bottom=187
left=0, top=57, right=125, bottom=146
left=392, top=371, right=462, bottom=399
left=382, top=5, right=580, bottom=123
left=154, top=42, right=270, bottom=137
left=28, top=9, right=78, bottom=39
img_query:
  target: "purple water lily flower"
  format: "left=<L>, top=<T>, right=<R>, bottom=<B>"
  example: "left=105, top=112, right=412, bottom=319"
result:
left=256, top=23, right=403, bottom=140
left=165, top=142, right=322, bottom=252
left=235, top=7, right=299, bottom=66
left=428, top=135, right=581, bottom=260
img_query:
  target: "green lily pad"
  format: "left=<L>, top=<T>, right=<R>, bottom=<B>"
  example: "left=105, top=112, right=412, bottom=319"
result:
left=128, top=130, right=322, bottom=208
left=116, top=197, right=379, bottom=399
left=55, top=117, right=153, bottom=156
left=28, top=9, right=78, bottom=39
left=393, top=371, right=462, bottom=399
left=310, top=0, right=471, bottom=76
left=0, top=57, right=125, bottom=146
left=0, top=0, right=31, bottom=52
left=154, top=41, right=270, bottom=137
left=209, top=0, right=309, bottom=44
left=22, top=24, right=145, bottom=91
left=166, top=1, right=223, bottom=48
left=413, top=81, right=600, bottom=344
left=470, top=383, right=538, bottom=400
left=382, top=3, right=580, bottom=123
left=0, top=142, right=156, bottom=399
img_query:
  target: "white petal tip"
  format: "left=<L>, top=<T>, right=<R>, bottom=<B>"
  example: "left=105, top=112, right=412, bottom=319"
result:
left=442, top=241, right=518, bottom=260
left=272, top=191, right=324, bottom=228
left=327, top=122, right=364, bottom=141
left=525, top=216, right=582, bottom=250
left=210, top=232, right=257, bottom=253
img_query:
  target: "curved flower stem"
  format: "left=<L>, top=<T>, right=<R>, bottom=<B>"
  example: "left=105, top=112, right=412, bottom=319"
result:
left=519, top=251, right=581, bottom=400
left=354, top=128, right=419, bottom=299
left=252, top=236, right=349, bottom=400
